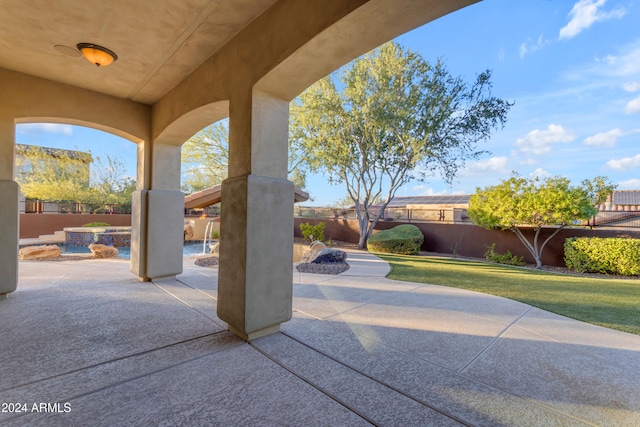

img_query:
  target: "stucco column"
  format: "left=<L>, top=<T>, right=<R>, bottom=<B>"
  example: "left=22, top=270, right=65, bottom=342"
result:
left=131, top=139, right=184, bottom=281
left=0, top=119, right=18, bottom=297
left=217, top=89, right=293, bottom=341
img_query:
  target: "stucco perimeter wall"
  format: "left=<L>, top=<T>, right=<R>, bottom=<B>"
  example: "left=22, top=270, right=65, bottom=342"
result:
left=20, top=214, right=131, bottom=239
left=294, top=218, right=640, bottom=267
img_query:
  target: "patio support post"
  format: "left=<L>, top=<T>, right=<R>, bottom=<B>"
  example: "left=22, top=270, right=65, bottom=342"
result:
left=0, top=119, right=18, bottom=297
left=217, top=88, right=293, bottom=341
left=131, top=139, right=184, bottom=281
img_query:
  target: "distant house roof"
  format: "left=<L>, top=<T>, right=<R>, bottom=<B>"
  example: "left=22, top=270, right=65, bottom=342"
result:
left=15, top=144, right=93, bottom=163
left=184, top=184, right=309, bottom=209
left=612, top=190, right=640, bottom=206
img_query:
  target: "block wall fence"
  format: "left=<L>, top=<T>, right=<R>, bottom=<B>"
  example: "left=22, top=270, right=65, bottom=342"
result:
left=20, top=214, right=639, bottom=268
left=293, top=218, right=640, bottom=267
left=20, top=214, right=132, bottom=239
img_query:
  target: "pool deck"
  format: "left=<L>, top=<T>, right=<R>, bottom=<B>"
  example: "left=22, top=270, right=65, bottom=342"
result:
left=1, top=251, right=639, bottom=426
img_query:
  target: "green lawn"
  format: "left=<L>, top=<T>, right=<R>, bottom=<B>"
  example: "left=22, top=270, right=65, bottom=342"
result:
left=377, top=253, right=640, bottom=335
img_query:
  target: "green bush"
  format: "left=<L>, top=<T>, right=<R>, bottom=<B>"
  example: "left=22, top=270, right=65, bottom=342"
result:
left=484, top=243, right=525, bottom=266
left=82, top=222, right=110, bottom=227
left=564, top=237, right=640, bottom=276
left=367, top=224, right=424, bottom=255
left=299, top=222, right=325, bottom=242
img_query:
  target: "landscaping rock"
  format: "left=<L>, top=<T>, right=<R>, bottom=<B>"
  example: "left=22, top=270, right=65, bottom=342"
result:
left=19, top=245, right=61, bottom=260
left=309, top=248, right=347, bottom=264
left=309, top=241, right=326, bottom=251
left=209, top=242, right=219, bottom=254
left=184, top=223, right=194, bottom=240
left=296, top=248, right=350, bottom=274
left=88, top=243, right=119, bottom=258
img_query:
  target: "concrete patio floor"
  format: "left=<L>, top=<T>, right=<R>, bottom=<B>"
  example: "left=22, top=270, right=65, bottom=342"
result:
left=1, top=250, right=639, bottom=426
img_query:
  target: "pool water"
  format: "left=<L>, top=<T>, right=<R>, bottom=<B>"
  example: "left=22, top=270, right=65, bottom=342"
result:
left=61, top=241, right=210, bottom=259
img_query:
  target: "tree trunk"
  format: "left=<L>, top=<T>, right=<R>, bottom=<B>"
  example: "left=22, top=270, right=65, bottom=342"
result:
left=358, top=233, right=368, bottom=250
left=357, top=208, right=369, bottom=250
left=534, top=255, right=543, bottom=269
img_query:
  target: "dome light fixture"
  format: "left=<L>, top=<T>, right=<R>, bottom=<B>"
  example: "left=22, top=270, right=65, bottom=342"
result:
left=76, top=43, right=118, bottom=67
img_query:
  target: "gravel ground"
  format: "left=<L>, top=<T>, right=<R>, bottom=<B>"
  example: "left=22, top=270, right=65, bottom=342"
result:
left=194, top=255, right=219, bottom=267
left=295, top=262, right=350, bottom=275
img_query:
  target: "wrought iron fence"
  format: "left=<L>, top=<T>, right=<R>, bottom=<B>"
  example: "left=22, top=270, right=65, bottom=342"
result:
left=587, top=210, right=640, bottom=228
left=295, top=206, right=640, bottom=229
left=294, top=206, right=471, bottom=223
left=22, top=199, right=132, bottom=214
left=184, top=205, right=220, bottom=217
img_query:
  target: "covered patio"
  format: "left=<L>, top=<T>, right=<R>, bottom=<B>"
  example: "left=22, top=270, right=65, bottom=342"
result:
left=2, top=254, right=638, bottom=425
left=3, top=2, right=639, bottom=425
left=1, top=0, right=477, bottom=340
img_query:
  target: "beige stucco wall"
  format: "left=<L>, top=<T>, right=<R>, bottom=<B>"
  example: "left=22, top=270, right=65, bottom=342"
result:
left=151, top=0, right=478, bottom=145
left=1, top=68, right=150, bottom=144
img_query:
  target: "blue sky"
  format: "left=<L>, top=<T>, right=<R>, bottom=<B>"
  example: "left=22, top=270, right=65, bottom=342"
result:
left=16, top=0, right=640, bottom=206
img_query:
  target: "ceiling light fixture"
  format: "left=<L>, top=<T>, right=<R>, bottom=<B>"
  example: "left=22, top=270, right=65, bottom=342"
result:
left=76, top=43, right=118, bottom=67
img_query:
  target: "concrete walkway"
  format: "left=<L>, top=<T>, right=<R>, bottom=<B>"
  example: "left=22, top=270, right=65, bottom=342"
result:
left=1, top=251, right=639, bottom=426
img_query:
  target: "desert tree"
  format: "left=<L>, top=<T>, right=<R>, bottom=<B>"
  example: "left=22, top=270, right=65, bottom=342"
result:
left=467, top=174, right=615, bottom=268
left=291, top=42, right=513, bottom=248
left=181, top=119, right=307, bottom=194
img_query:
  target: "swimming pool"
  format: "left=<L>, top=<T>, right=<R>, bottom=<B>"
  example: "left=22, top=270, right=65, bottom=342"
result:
left=61, top=241, right=210, bottom=259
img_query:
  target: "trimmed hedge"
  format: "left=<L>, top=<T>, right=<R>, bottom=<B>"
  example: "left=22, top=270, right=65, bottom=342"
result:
left=368, top=224, right=424, bottom=255
left=564, top=237, right=640, bottom=276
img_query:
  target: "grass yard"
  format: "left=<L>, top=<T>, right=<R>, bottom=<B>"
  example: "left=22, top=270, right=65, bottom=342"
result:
left=377, top=253, right=640, bottom=335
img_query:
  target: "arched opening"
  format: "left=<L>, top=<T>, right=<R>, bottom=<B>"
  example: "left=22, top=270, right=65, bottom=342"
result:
left=13, top=121, right=141, bottom=261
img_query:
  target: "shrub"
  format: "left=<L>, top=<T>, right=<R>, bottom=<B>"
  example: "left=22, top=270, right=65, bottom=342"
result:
left=564, top=237, right=640, bottom=276
left=484, top=243, right=525, bottom=266
left=82, top=222, right=110, bottom=227
left=367, top=224, right=424, bottom=255
left=299, top=222, right=325, bottom=242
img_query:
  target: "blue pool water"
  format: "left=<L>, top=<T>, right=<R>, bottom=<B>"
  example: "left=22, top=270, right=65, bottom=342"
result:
left=61, top=241, right=209, bottom=259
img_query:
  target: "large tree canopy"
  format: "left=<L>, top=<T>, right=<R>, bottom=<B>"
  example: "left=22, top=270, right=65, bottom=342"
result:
left=181, top=122, right=229, bottom=194
left=15, top=145, right=134, bottom=207
left=291, top=42, right=513, bottom=248
left=181, top=119, right=307, bottom=194
left=467, top=175, right=616, bottom=268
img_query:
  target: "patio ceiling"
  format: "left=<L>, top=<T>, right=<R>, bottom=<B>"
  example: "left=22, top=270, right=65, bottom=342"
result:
left=0, top=0, right=277, bottom=104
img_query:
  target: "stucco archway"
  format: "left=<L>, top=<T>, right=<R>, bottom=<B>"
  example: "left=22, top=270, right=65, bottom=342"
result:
left=0, top=1, right=479, bottom=340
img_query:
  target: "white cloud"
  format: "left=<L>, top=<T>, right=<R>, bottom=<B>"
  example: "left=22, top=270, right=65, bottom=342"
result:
left=605, top=153, right=640, bottom=170
left=410, top=185, right=449, bottom=196
left=559, top=0, right=626, bottom=40
left=17, top=123, right=73, bottom=135
left=519, top=34, right=549, bottom=59
left=519, top=43, right=527, bottom=59
left=583, top=128, right=623, bottom=147
left=461, top=156, right=509, bottom=176
left=563, top=42, right=640, bottom=87
left=529, top=168, right=551, bottom=179
left=617, top=178, right=640, bottom=189
left=514, top=124, right=575, bottom=155
left=625, top=94, right=640, bottom=113
left=598, top=46, right=640, bottom=77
